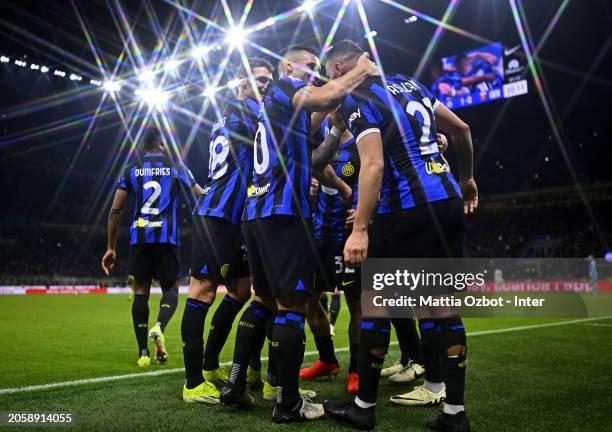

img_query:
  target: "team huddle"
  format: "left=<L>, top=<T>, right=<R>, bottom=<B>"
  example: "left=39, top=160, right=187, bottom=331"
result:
left=101, top=39, right=478, bottom=432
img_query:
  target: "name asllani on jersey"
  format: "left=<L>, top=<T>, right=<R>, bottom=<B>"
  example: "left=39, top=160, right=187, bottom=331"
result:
left=387, top=80, right=419, bottom=95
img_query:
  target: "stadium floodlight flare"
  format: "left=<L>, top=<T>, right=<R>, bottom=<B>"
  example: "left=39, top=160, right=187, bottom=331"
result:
left=164, top=59, right=182, bottom=72
left=102, top=80, right=121, bottom=92
left=365, top=30, right=378, bottom=38
left=227, top=78, right=241, bottom=89
left=137, top=69, right=155, bottom=82
left=30, top=64, right=40, bottom=70
left=191, top=45, right=212, bottom=59
left=300, top=0, right=318, bottom=12
left=202, top=87, right=218, bottom=98
left=1, top=55, right=10, bottom=63
left=40, top=66, right=49, bottom=73
left=225, top=26, right=247, bottom=48
left=135, top=87, right=169, bottom=109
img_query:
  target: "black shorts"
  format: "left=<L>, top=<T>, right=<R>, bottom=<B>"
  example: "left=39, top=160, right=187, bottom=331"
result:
left=369, top=198, right=465, bottom=259
left=129, top=243, right=181, bottom=283
left=315, top=239, right=361, bottom=296
left=191, top=216, right=250, bottom=285
left=242, top=215, right=316, bottom=299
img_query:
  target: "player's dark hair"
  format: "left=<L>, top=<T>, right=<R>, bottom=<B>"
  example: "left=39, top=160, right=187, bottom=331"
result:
left=143, top=126, right=162, bottom=150
left=283, top=44, right=320, bottom=58
left=324, top=39, right=364, bottom=63
left=456, top=53, right=468, bottom=65
left=237, top=57, right=274, bottom=78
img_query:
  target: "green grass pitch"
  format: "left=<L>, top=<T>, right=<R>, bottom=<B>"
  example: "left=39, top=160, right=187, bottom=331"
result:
left=1, top=293, right=611, bottom=431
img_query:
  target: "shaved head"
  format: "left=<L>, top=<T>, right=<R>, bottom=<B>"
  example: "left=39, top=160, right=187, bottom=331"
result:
left=279, top=45, right=321, bottom=82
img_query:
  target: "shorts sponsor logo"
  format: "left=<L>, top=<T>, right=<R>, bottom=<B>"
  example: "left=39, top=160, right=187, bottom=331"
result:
left=134, top=218, right=164, bottom=229
left=342, top=162, right=355, bottom=177
left=341, top=280, right=355, bottom=287
left=247, top=183, right=271, bottom=197
left=348, top=108, right=361, bottom=126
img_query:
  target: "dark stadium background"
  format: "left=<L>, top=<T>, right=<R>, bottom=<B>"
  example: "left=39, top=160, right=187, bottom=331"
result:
left=1, top=0, right=610, bottom=285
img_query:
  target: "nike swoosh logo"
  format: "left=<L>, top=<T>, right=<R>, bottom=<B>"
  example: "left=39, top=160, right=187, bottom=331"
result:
left=341, top=280, right=355, bottom=287
left=504, top=45, right=520, bottom=56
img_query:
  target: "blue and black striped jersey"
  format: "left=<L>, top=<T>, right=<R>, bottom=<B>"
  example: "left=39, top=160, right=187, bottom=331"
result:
left=341, top=74, right=461, bottom=214
left=196, top=97, right=259, bottom=224
left=244, top=76, right=313, bottom=220
left=117, top=152, right=196, bottom=245
left=313, top=120, right=360, bottom=243
left=313, top=137, right=359, bottom=242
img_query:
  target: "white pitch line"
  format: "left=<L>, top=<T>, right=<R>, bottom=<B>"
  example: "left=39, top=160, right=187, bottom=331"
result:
left=1, top=316, right=610, bottom=396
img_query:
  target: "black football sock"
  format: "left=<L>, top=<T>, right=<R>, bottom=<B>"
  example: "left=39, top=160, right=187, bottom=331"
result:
left=203, top=295, right=245, bottom=371
left=132, top=294, right=149, bottom=357
left=227, top=301, right=271, bottom=390
left=315, top=336, right=337, bottom=364
left=266, top=314, right=278, bottom=386
left=272, top=311, right=306, bottom=409
left=440, top=317, right=467, bottom=406
left=419, top=319, right=444, bottom=385
left=181, top=298, right=211, bottom=389
left=349, top=342, right=360, bottom=373
left=357, top=318, right=391, bottom=404
left=330, top=294, right=341, bottom=325
left=156, top=288, right=178, bottom=333
left=248, top=305, right=269, bottom=372
left=392, top=318, right=423, bottom=365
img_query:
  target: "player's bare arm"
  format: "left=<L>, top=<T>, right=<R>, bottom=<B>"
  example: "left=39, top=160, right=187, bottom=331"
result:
left=292, top=53, right=379, bottom=112
left=102, top=188, right=128, bottom=275
left=314, top=164, right=352, bottom=202
left=192, top=183, right=204, bottom=196
left=313, top=107, right=350, bottom=169
left=344, top=131, right=384, bottom=267
left=434, top=103, right=478, bottom=214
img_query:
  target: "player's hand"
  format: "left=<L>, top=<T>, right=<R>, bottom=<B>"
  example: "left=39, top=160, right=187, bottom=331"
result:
left=356, top=53, right=380, bottom=77
left=345, top=208, right=356, bottom=228
left=327, top=106, right=347, bottom=131
left=436, top=133, right=449, bottom=153
left=460, top=178, right=478, bottom=214
left=339, top=183, right=353, bottom=204
left=310, top=177, right=319, bottom=199
left=101, top=249, right=117, bottom=275
left=344, top=229, right=368, bottom=268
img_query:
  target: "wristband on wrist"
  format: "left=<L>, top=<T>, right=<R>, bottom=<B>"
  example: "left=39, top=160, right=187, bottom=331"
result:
left=330, top=126, right=343, bottom=138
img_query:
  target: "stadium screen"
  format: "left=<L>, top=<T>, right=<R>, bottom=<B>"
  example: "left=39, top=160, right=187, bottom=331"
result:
left=430, top=42, right=528, bottom=109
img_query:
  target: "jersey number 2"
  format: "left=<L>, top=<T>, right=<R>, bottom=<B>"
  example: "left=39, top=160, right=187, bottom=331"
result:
left=406, top=98, right=438, bottom=155
left=142, top=180, right=161, bottom=215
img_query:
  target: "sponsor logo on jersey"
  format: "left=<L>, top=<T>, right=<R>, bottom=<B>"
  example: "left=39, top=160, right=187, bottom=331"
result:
left=341, top=162, right=355, bottom=176
left=425, top=157, right=451, bottom=175
left=348, top=108, right=361, bottom=126
left=134, top=218, right=164, bottom=229
left=247, top=183, right=271, bottom=197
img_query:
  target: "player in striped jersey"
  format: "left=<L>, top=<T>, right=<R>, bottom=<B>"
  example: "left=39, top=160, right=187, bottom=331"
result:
left=300, top=117, right=363, bottom=393
left=321, top=40, right=477, bottom=432
left=222, top=45, right=378, bottom=423
left=102, top=126, right=202, bottom=368
left=181, top=58, right=274, bottom=405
